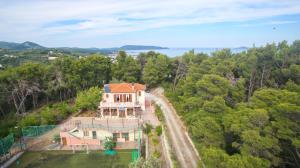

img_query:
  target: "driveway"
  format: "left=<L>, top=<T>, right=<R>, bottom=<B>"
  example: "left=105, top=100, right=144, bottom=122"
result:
left=147, top=88, right=202, bottom=168
left=141, top=98, right=160, bottom=127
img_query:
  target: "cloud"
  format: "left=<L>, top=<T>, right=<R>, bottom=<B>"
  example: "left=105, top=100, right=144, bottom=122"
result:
left=0, top=0, right=300, bottom=44
left=239, top=20, right=298, bottom=27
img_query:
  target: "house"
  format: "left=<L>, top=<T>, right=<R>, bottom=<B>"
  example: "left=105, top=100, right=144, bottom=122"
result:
left=60, top=83, right=146, bottom=149
left=97, top=83, right=146, bottom=119
left=60, top=117, right=141, bottom=149
left=48, top=56, right=58, bottom=60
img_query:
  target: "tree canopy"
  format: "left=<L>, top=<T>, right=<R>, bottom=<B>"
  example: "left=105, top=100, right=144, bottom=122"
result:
left=0, top=40, right=300, bottom=167
left=165, top=40, right=300, bottom=168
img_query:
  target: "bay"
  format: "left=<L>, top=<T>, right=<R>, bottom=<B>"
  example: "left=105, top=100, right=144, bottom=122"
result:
left=124, top=47, right=247, bottom=57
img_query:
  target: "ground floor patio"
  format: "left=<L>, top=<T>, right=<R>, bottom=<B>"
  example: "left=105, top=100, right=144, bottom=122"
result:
left=97, top=106, right=142, bottom=119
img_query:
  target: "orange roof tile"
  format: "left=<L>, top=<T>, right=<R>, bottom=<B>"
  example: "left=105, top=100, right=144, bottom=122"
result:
left=106, top=83, right=146, bottom=93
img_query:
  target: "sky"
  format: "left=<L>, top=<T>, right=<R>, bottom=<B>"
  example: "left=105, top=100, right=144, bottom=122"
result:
left=0, top=0, right=300, bottom=48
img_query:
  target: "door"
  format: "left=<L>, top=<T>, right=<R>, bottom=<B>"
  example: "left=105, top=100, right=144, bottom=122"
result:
left=119, top=110, right=125, bottom=118
left=62, top=137, right=67, bottom=145
left=92, top=131, right=97, bottom=139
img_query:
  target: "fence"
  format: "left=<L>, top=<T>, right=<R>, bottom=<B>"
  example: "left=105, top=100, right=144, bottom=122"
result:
left=0, top=133, right=14, bottom=157
left=22, top=125, right=56, bottom=137
left=1, top=125, right=57, bottom=163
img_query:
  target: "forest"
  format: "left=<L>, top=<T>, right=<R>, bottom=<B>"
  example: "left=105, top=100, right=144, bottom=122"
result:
left=0, top=40, right=299, bottom=167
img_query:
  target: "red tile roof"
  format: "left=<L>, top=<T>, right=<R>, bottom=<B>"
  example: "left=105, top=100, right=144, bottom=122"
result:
left=106, top=83, right=146, bottom=93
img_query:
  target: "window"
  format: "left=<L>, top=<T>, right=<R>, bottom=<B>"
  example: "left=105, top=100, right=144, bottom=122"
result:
left=126, top=95, right=130, bottom=102
left=122, top=94, right=126, bottom=102
left=124, top=94, right=132, bottom=102
left=119, top=109, right=126, bottom=118
left=127, top=108, right=133, bottom=116
left=113, top=133, right=120, bottom=141
left=92, top=131, right=97, bottom=139
left=122, top=133, right=129, bottom=141
left=83, top=130, right=89, bottom=136
left=114, top=94, right=120, bottom=102
left=111, top=108, right=117, bottom=116
left=103, top=108, right=110, bottom=116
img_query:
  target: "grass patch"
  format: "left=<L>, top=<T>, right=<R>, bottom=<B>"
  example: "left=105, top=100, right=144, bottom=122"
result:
left=10, top=150, right=132, bottom=168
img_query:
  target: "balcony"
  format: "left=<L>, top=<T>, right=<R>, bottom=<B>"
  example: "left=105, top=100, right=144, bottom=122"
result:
left=99, top=101, right=141, bottom=108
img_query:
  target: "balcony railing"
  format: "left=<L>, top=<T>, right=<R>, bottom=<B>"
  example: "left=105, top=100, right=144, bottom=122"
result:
left=99, top=101, right=141, bottom=108
left=62, top=123, right=139, bottom=132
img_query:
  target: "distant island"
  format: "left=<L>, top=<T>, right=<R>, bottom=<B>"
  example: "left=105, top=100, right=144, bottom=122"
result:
left=119, top=45, right=168, bottom=50
left=0, top=41, right=168, bottom=52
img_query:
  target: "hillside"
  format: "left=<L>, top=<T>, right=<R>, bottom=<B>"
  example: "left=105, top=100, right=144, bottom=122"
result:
left=0, top=41, right=45, bottom=50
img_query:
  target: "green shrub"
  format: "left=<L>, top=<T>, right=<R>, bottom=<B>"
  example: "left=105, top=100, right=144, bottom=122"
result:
left=53, top=134, right=60, bottom=143
left=143, top=123, right=153, bottom=135
left=0, top=113, right=18, bottom=138
left=20, top=114, right=40, bottom=127
left=104, top=137, right=116, bottom=150
left=155, top=125, right=162, bottom=136
left=155, top=105, right=164, bottom=121
left=152, top=137, right=159, bottom=145
left=54, top=102, right=75, bottom=119
left=75, top=87, right=102, bottom=111
left=40, top=107, right=56, bottom=125
left=130, top=156, right=160, bottom=168
left=153, top=150, right=161, bottom=158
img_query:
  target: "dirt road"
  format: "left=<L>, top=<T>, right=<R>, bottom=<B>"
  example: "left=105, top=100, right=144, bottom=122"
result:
left=148, top=88, right=202, bottom=168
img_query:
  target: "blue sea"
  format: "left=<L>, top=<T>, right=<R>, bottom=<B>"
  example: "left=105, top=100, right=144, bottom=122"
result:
left=125, top=47, right=247, bottom=57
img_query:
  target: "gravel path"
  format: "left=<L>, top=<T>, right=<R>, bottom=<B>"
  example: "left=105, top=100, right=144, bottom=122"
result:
left=148, top=88, right=200, bottom=168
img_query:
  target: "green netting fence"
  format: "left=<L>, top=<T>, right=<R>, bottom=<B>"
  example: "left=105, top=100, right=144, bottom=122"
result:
left=22, top=125, right=56, bottom=137
left=0, top=133, right=14, bottom=156
left=131, top=149, right=139, bottom=162
left=104, top=150, right=117, bottom=156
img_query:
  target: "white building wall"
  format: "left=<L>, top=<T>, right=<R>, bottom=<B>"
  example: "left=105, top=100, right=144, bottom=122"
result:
left=102, top=92, right=137, bottom=104
left=77, top=129, right=138, bottom=142
left=137, top=91, right=146, bottom=110
left=129, top=130, right=135, bottom=141
left=78, top=129, right=112, bottom=141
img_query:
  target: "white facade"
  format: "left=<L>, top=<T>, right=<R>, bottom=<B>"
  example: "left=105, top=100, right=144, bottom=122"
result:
left=98, top=83, right=146, bottom=119
left=101, top=90, right=145, bottom=110
left=72, top=129, right=137, bottom=142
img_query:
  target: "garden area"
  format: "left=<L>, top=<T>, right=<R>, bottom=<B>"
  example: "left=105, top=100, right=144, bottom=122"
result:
left=9, top=150, right=132, bottom=168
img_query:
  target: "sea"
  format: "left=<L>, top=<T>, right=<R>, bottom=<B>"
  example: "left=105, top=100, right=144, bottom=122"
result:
left=124, top=47, right=247, bottom=57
